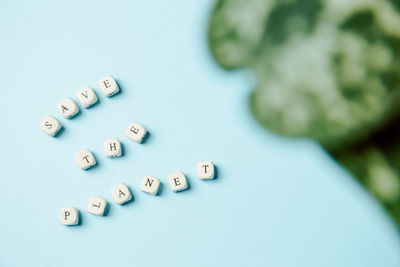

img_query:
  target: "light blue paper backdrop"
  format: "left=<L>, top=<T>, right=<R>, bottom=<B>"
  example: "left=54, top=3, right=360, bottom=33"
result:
left=0, top=0, right=399, bottom=266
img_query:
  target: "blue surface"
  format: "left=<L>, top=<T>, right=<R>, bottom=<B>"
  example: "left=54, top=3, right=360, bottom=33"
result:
left=1, top=1, right=400, bottom=266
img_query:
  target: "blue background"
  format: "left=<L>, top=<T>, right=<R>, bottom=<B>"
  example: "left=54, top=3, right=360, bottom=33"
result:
left=1, top=0, right=400, bottom=266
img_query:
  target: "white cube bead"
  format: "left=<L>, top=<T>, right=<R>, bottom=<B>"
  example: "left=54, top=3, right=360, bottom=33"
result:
left=126, top=122, right=147, bottom=143
left=104, top=138, right=122, bottom=158
left=60, top=207, right=79, bottom=225
left=111, top=183, right=132, bottom=205
left=197, top=161, right=215, bottom=179
left=57, top=98, right=79, bottom=119
left=76, top=86, right=98, bottom=108
left=141, top=176, right=160, bottom=195
left=98, top=75, right=119, bottom=97
left=168, top=172, right=188, bottom=192
left=87, top=196, right=107, bottom=216
left=40, top=115, right=62, bottom=137
left=75, top=149, right=96, bottom=170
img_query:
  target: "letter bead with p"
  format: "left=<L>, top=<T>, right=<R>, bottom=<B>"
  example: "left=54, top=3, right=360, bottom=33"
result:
left=60, top=207, right=79, bottom=225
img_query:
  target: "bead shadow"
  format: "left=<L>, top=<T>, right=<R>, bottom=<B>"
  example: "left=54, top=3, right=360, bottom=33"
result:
left=140, top=131, right=151, bottom=144
left=103, top=201, right=111, bottom=216
left=54, top=125, right=66, bottom=137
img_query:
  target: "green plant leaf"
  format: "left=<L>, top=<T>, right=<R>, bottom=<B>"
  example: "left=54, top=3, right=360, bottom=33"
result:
left=209, top=0, right=400, bottom=226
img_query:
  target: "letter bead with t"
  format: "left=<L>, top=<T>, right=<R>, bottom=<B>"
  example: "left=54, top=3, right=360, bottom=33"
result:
left=75, top=149, right=96, bottom=170
left=197, top=161, right=215, bottom=180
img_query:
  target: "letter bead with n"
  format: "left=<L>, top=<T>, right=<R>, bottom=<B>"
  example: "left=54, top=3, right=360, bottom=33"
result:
left=141, top=176, right=160, bottom=195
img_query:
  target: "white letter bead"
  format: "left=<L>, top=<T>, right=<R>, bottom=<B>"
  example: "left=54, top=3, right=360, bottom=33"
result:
left=141, top=176, right=160, bottom=195
left=111, top=183, right=132, bottom=205
left=197, top=161, right=215, bottom=179
left=57, top=97, right=79, bottom=119
left=40, top=115, right=62, bottom=136
left=75, top=149, right=96, bottom=170
left=60, top=207, right=79, bottom=225
left=126, top=122, right=147, bottom=143
left=98, top=75, right=119, bottom=97
left=104, top=138, right=122, bottom=158
left=76, top=86, right=98, bottom=108
left=87, top=196, right=107, bottom=216
left=168, top=172, right=188, bottom=192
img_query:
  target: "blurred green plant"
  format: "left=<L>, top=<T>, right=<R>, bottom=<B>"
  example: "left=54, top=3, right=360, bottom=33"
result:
left=208, top=0, right=400, bottom=227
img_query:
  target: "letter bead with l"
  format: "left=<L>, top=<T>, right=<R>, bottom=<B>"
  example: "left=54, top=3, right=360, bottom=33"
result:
left=87, top=196, right=107, bottom=216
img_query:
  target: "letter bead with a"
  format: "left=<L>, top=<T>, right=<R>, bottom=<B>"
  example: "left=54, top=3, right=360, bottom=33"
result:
left=111, top=183, right=132, bottom=205
left=57, top=98, right=79, bottom=119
